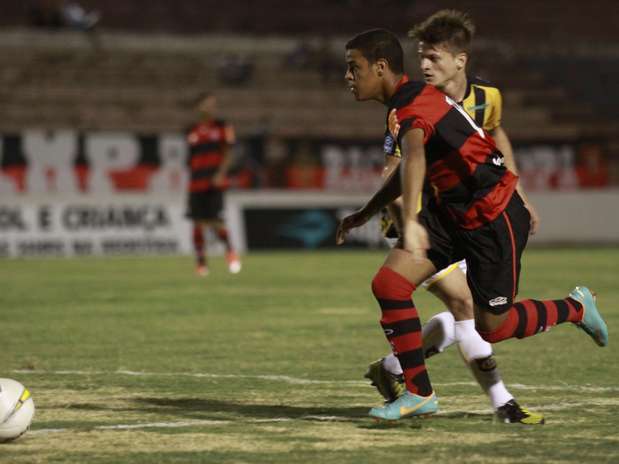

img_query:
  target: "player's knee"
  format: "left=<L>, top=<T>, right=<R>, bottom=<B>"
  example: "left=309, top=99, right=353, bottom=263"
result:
left=371, top=268, right=388, bottom=298
left=478, top=330, right=499, bottom=344
left=475, top=315, right=507, bottom=343
left=371, top=266, right=415, bottom=300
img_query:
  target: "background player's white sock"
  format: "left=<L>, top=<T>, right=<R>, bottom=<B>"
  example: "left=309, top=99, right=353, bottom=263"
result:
left=382, top=311, right=457, bottom=376
left=455, top=319, right=513, bottom=409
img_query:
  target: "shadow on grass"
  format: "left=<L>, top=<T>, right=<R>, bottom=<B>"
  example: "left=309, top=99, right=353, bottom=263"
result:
left=65, top=398, right=495, bottom=427
left=132, top=397, right=368, bottom=422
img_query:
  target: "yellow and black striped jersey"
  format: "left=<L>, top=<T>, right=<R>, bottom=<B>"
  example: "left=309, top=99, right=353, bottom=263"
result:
left=461, top=76, right=503, bottom=132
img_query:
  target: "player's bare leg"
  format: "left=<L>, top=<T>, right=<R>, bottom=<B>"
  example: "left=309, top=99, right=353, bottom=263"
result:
left=192, top=221, right=208, bottom=276
left=211, top=220, right=241, bottom=274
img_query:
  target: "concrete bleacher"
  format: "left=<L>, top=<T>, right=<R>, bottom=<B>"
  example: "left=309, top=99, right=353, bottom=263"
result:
left=4, top=1, right=618, bottom=44
left=0, top=29, right=617, bottom=142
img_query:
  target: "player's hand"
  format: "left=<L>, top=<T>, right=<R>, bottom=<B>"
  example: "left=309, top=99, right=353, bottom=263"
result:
left=524, top=201, right=541, bottom=235
left=388, top=109, right=400, bottom=138
left=336, top=210, right=370, bottom=245
left=402, top=220, right=429, bottom=260
left=213, top=172, right=226, bottom=187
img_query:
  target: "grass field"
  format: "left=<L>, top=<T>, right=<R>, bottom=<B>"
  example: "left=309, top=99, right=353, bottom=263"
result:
left=1, top=248, right=618, bottom=463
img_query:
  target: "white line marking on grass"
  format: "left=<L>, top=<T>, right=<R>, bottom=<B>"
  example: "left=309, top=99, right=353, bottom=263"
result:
left=28, top=396, right=619, bottom=436
left=13, top=369, right=619, bottom=393
left=13, top=369, right=365, bottom=385
left=29, top=415, right=358, bottom=435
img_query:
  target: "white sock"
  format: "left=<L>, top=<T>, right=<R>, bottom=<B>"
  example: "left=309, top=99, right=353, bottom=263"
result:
left=382, top=353, right=402, bottom=376
left=422, top=311, right=457, bottom=357
left=381, top=311, right=456, bottom=376
left=454, top=319, right=513, bottom=409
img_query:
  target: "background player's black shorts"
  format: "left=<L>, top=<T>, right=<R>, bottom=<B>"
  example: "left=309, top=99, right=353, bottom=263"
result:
left=419, top=192, right=531, bottom=314
left=186, top=190, right=224, bottom=221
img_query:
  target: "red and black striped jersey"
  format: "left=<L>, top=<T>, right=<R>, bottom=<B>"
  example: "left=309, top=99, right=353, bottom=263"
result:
left=391, top=75, right=518, bottom=229
left=186, top=119, right=235, bottom=192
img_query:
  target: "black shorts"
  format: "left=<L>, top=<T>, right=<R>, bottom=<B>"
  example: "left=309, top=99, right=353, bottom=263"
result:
left=186, top=190, right=224, bottom=221
left=419, top=192, right=531, bottom=314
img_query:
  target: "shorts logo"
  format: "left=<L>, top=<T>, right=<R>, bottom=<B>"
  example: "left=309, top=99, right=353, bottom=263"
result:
left=489, top=296, right=508, bottom=307
left=383, top=328, right=395, bottom=336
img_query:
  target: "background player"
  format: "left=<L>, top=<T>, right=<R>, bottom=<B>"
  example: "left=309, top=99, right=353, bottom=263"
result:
left=186, top=92, right=241, bottom=276
left=339, top=28, right=607, bottom=421
left=413, top=9, right=539, bottom=231
left=368, top=10, right=543, bottom=423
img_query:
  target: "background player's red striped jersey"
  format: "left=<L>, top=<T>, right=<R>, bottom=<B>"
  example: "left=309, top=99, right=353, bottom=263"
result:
left=392, top=75, right=518, bottom=229
left=186, top=119, right=235, bottom=192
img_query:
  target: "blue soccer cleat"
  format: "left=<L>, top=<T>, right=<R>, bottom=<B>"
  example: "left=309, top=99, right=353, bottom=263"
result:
left=368, top=391, right=438, bottom=421
left=570, top=286, right=608, bottom=347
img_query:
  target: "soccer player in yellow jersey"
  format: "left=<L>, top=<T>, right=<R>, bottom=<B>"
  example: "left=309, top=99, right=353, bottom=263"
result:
left=366, top=10, right=543, bottom=424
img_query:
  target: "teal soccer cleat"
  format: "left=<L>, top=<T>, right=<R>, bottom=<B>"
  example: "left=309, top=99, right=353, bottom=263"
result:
left=570, top=286, right=608, bottom=347
left=368, top=391, right=438, bottom=421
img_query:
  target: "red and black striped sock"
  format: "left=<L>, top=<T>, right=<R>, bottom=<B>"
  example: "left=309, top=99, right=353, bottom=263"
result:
left=371, top=266, right=432, bottom=397
left=192, top=224, right=206, bottom=265
left=481, top=297, right=583, bottom=343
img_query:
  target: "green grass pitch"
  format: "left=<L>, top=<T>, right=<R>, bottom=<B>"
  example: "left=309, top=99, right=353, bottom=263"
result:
left=1, top=248, right=618, bottom=463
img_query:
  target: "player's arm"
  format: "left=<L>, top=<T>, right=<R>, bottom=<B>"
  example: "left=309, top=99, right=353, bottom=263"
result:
left=490, top=125, right=540, bottom=234
left=383, top=154, right=403, bottom=234
left=213, top=124, right=236, bottom=186
left=399, top=128, right=429, bottom=258
left=384, top=108, right=405, bottom=232
left=335, top=164, right=402, bottom=245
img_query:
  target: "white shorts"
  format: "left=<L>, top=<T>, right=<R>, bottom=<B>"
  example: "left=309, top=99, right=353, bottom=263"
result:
left=383, top=236, right=467, bottom=290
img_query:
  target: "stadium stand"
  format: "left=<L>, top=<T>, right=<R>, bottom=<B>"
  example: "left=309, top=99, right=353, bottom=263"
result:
left=1, top=28, right=618, bottom=143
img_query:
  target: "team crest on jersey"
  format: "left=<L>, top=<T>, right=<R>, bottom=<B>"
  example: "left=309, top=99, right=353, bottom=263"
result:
left=383, top=134, right=395, bottom=154
left=491, top=154, right=505, bottom=167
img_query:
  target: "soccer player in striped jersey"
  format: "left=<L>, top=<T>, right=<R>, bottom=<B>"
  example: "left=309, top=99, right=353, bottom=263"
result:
left=367, top=10, right=543, bottom=424
left=338, top=28, right=607, bottom=421
left=186, top=92, right=241, bottom=276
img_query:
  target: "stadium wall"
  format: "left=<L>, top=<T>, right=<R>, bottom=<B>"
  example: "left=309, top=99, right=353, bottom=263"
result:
left=225, top=190, right=619, bottom=252
left=1, top=129, right=617, bottom=257
left=2, top=190, right=618, bottom=258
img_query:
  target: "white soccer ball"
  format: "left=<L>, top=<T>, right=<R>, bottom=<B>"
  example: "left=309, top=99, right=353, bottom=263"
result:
left=0, top=378, right=35, bottom=442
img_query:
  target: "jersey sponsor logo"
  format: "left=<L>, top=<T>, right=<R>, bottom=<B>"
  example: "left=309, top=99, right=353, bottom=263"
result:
left=489, top=296, right=508, bottom=307
left=466, top=103, right=490, bottom=112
